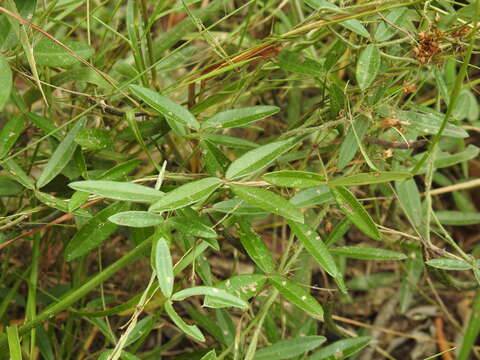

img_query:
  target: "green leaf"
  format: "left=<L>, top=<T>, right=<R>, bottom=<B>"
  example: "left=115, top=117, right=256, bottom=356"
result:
left=268, top=275, right=323, bottom=317
left=374, top=8, right=409, bottom=42
left=200, top=350, right=217, bottom=360
left=0, top=54, right=12, bottom=111
left=395, top=178, right=422, bottom=228
left=263, top=170, right=326, bottom=188
left=289, top=186, right=333, bottom=208
left=329, top=82, right=345, bottom=118
left=154, top=237, right=174, bottom=297
left=433, top=145, right=480, bottom=170
left=149, top=177, right=222, bottom=212
left=108, top=211, right=164, bottom=228
left=230, top=184, right=304, bottom=223
left=325, top=219, right=352, bottom=246
left=164, top=300, right=205, bottom=342
left=356, top=45, right=381, bottom=90
left=226, top=137, right=301, bottom=179
left=68, top=191, right=89, bottom=212
left=6, top=326, right=21, bottom=360
left=435, top=211, right=480, bottom=226
left=457, top=291, right=480, bottom=360
left=328, top=172, right=411, bottom=186
left=124, top=315, right=155, bottom=347
left=277, top=51, right=324, bottom=76
left=0, top=178, right=23, bottom=196
left=35, top=191, right=89, bottom=217
left=51, top=68, right=113, bottom=90
left=2, top=160, right=35, bottom=190
left=33, top=39, right=94, bottom=68
left=288, top=221, right=339, bottom=278
left=324, top=39, right=347, bottom=72
left=98, top=350, right=140, bottom=360
left=96, top=159, right=143, bottom=180
left=330, top=246, right=407, bottom=260
left=201, top=140, right=230, bottom=176
left=167, top=216, right=217, bottom=239
left=64, top=202, right=130, bottom=261
left=337, top=116, right=370, bottom=170
left=69, top=180, right=164, bottom=203
left=202, top=106, right=279, bottom=130
left=129, top=84, right=199, bottom=131
left=237, top=218, right=276, bottom=273
left=209, top=198, right=268, bottom=215
left=308, top=336, right=371, bottom=360
left=253, top=336, right=326, bottom=360
left=0, top=115, right=25, bottom=159
left=204, top=274, right=267, bottom=308
left=397, top=110, right=468, bottom=138
left=171, top=286, right=248, bottom=309
left=37, top=119, right=85, bottom=188
left=330, top=186, right=381, bottom=241
left=305, top=0, right=370, bottom=38
left=426, top=258, right=472, bottom=271
left=26, top=112, right=63, bottom=140
left=74, top=128, right=112, bottom=151
left=194, top=133, right=259, bottom=149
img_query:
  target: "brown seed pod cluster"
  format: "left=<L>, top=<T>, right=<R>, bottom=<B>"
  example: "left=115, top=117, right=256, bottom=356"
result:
left=412, top=30, right=443, bottom=64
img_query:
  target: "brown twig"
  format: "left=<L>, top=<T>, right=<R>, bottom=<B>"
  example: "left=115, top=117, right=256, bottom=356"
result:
left=332, top=314, right=478, bottom=350
left=434, top=317, right=454, bottom=360
left=0, top=199, right=102, bottom=251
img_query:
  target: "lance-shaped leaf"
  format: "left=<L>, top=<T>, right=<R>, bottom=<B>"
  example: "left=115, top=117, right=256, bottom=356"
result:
left=209, top=198, right=268, bottom=215
left=356, top=45, right=381, bottom=90
left=124, top=316, right=156, bottom=347
left=202, top=106, right=279, bottom=130
left=397, top=110, right=468, bottom=138
left=330, top=186, right=381, bottom=241
left=33, top=39, right=94, bottom=68
left=172, top=286, right=248, bottom=309
left=200, top=350, right=217, bottom=360
left=230, top=184, right=304, bottom=223
left=308, top=336, right=371, bottom=360
left=269, top=275, right=323, bottom=317
left=0, top=55, right=12, bottom=111
left=2, top=159, right=35, bottom=190
left=426, top=258, right=473, bottom=271
left=164, top=300, right=205, bottom=342
left=237, top=218, right=276, bottom=273
left=154, top=237, right=174, bottom=297
left=290, top=186, right=333, bottom=208
left=226, top=137, right=302, bottom=179
left=194, top=133, right=258, bottom=149
left=129, top=84, right=199, bottom=130
left=288, top=221, right=339, bottom=277
left=254, top=336, right=326, bottom=360
left=167, top=216, right=217, bottom=239
left=37, top=119, right=85, bottom=188
left=327, top=172, right=411, bottom=187
left=436, top=211, right=480, bottom=226
left=69, top=180, right=164, bottom=203
left=149, top=177, right=222, bottom=212
left=0, top=115, right=25, bottom=159
left=108, top=211, right=164, bottom=228
left=204, top=274, right=267, bottom=308
left=263, top=170, right=326, bottom=188
left=330, top=246, right=407, bottom=261
left=305, top=0, right=370, bottom=38
left=64, top=202, right=130, bottom=261
left=374, top=8, right=409, bottom=42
